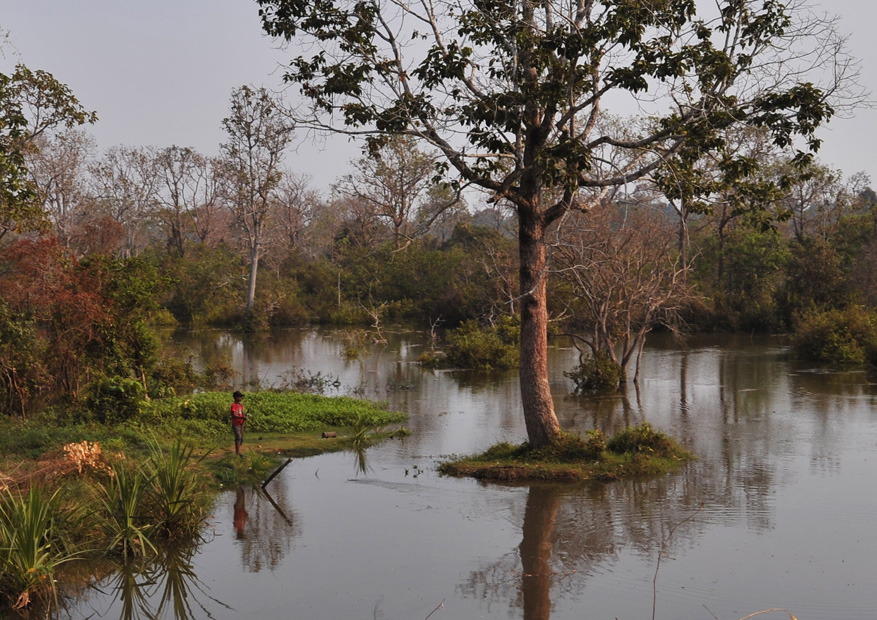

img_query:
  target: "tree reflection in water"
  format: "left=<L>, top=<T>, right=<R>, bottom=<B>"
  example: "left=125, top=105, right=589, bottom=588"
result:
left=90, top=540, right=231, bottom=620
left=461, top=476, right=724, bottom=620
left=75, top=484, right=301, bottom=619
left=519, top=486, right=561, bottom=620
left=459, top=485, right=581, bottom=620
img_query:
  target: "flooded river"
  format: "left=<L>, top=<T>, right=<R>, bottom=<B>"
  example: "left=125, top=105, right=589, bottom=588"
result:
left=67, top=329, right=877, bottom=619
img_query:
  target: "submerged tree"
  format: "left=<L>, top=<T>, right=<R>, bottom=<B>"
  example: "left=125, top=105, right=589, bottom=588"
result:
left=555, top=205, right=691, bottom=383
left=257, top=0, right=860, bottom=446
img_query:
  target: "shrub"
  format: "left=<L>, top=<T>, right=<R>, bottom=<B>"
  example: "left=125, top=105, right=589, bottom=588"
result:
left=565, top=351, right=622, bottom=393
left=423, top=316, right=520, bottom=369
left=607, top=423, right=676, bottom=457
left=93, top=462, right=156, bottom=560
left=793, top=305, right=877, bottom=365
left=145, top=436, right=209, bottom=538
left=339, top=329, right=372, bottom=360
left=149, top=354, right=199, bottom=398
left=0, top=301, right=46, bottom=417
left=480, top=441, right=520, bottom=460
left=477, top=431, right=606, bottom=463
left=84, top=376, right=147, bottom=424
left=149, top=307, right=178, bottom=327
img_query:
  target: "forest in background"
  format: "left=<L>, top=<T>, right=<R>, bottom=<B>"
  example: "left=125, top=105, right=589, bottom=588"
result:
left=3, top=57, right=877, bottom=419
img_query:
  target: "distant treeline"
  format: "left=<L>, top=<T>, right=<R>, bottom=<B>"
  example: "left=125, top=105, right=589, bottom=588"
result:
left=4, top=65, right=877, bottom=416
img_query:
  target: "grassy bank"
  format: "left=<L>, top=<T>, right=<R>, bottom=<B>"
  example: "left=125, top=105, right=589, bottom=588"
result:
left=439, top=423, right=693, bottom=482
left=1, top=391, right=407, bottom=486
left=0, top=390, right=407, bottom=614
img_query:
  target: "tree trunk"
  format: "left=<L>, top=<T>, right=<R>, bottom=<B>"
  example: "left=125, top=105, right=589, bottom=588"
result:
left=678, top=206, right=689, bottom=285
left=518, top=213, right=562, bottom=448
left=246, top=244, right=259, bottom=312
left=172, top=218, right=186, bottom=257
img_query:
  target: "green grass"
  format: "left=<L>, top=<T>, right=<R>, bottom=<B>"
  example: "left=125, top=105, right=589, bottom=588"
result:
left=439, top=424, right=693, bottom=482
left=140, top=391, right=406, bottom=435
left=208, top=452, right=278, bottom=487
left=1, top=391, right=406, bottom=466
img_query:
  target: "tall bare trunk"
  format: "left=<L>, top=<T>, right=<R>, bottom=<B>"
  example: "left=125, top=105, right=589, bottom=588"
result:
left=519, top=213, right=561, bottom=448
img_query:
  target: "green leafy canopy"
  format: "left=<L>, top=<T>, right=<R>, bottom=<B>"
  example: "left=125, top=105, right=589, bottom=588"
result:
left=256, top=0, right=853, bottom=215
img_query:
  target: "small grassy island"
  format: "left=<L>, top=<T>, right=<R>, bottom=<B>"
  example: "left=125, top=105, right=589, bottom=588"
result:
left=440, top=423, right=692, bottom=482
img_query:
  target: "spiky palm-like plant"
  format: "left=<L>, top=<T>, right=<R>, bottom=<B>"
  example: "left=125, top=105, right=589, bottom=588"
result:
left=146, top=435, right=209, bottom=538
left=95, top=463, right=156, bottom=560
left=0, top=486, right=77, bottom=610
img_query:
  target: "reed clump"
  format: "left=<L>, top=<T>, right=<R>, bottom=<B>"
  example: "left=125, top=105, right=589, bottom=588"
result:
left=0, top=486, right=79, bottom=611
left=94, top=462, right=157, bottom=560
left=1, top=436, right=213, bottom=612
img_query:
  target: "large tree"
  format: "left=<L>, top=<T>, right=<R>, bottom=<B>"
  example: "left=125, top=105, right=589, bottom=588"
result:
left=219, top=85, right=294, bottom=314
left=0, top=63, right=96, bottom=240
left=271, top=169, right=316, bottom=251
left=25, top=130, right=95, bottom=249
left=257, top=0, right=858, bottom=446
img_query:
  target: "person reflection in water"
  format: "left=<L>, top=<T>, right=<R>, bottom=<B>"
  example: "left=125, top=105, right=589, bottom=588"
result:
left=234, top=487, right=248, bottom=540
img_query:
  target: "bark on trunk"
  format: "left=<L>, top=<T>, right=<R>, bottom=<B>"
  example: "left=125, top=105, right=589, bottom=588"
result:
left=246, top=245, right=259, bottom=312
left=519, top=213, right=562, bottom=448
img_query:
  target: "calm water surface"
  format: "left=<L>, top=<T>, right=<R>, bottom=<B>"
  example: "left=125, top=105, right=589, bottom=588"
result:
left=68, top=329, right=877, bottom=620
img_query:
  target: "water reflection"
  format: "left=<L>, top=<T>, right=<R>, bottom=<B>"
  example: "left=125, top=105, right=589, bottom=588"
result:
left=233, top=485, right=300, bottom=573
left=519, top=486, right=560, bottom=620
left=112, top=328, right=877, bottom=620
left=462, top=461, right=780, bottom=620
left=233, top=488, right=247, bottom=539
left=461, top=484, right=617, bottom=620
left=259, top=487, right=294, bottom=526
left=84, top=540, right=230, bottom=620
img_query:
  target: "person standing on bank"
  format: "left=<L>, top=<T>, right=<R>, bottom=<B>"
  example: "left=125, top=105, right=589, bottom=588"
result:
left=231, top=390, right=248, bottom=457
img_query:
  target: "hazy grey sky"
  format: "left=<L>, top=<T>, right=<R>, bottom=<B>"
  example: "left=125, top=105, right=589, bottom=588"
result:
left=3, top=0, right=877, bottom=190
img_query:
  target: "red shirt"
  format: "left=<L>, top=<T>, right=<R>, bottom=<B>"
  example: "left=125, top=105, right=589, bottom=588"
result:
left=231, top=402, right=246, bottom=427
